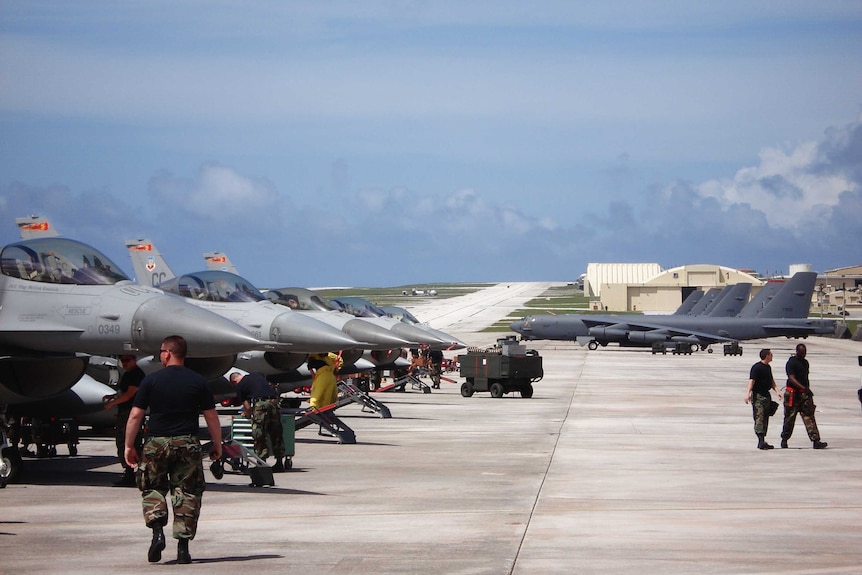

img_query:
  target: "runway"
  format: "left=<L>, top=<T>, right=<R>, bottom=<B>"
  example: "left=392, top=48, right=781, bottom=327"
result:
left=3, top=283, right=862, bottom=574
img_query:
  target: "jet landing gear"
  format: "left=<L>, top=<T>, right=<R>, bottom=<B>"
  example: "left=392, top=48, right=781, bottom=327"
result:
left=586, top=340, right=608, bottom=351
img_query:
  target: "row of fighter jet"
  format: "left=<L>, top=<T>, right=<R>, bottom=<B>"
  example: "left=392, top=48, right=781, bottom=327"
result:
left=510, top=272, right=836, bottom=350
left=1, top=216, right=464, bottom=481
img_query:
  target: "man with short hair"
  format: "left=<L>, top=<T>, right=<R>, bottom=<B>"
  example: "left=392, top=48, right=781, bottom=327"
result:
left=228, top=372, right=286, bottom=472
left=125, top=335, right=223, bottom=565
left=744, top=348, right=781, bottom=450
left=780, top=343, right=828, bottom=449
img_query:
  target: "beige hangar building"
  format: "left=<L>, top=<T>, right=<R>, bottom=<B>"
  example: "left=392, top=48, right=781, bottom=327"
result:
left=584, top=263, right=767, bottom=313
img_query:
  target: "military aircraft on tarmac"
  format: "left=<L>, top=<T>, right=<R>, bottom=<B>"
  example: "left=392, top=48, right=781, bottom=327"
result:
left=0, top=235, right=277, bottom=482
left=202, top=250, right=461, bottom=352
left=510, top=272, right=835, bottom=351
left=125, top=239, right=362, bottom=377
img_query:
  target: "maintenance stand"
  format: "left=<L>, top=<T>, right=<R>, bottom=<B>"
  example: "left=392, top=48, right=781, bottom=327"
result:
left=458, top=336, right=543, bottom=398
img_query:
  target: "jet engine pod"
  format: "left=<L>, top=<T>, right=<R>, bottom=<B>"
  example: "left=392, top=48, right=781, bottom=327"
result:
left=587, top=327, right=628, bottom=342
left=184, top=355, right=240, bottom=380
left=0, top=354, right=89, bottom=403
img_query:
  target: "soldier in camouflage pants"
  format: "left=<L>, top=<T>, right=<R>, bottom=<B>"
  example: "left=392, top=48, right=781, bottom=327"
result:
left=137, top=435, right=206, bottom=539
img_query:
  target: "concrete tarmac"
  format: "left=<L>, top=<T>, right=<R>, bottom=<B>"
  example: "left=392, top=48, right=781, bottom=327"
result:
left=3, top=284, right=862, bottom=574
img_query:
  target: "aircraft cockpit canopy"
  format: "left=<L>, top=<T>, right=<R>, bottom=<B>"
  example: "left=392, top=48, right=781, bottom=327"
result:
left=330, top=296, right=387, bottom=319
left=385, top=306, right=422, bottom=325
left=160, top=270, right=265, bottom=303
left=265, top=288, right=337, bottom=312
left=0, top=238, right=130, bottom=285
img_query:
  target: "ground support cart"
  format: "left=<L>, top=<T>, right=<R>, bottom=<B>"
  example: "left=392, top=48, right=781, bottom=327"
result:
left=723, top=341, right=743, bottom=356
left=229, top=415, right=295, bottom=472
left=217, top=438, right=274, bottom=487
left=336, top=380, right=392, bottom=418
left=458, top=337, right=543, bottom=398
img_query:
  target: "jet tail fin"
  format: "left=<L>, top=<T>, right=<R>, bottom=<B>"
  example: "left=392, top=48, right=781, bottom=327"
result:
left=124, top=239, right=176, bottom=287
left=16, top=215, right=60, bottom=239
left=203, top=251, right=239, bottom=274
left=707, top=283, right=751, bottom=317
left=755, top=272, right=817, bottom=319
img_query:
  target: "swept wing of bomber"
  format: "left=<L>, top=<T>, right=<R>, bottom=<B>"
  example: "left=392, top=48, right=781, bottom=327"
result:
left=511, top=272, right=835, bottom=351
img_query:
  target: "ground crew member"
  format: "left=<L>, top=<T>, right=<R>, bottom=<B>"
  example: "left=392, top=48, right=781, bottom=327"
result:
left=780, top=343, right=828, bottom=449
left=308, top=353, right=342, bottom=408
left=744, top=348, right=781, bottom=450
left=103, top=354, right=144, bottom=486
left=229, top=372, right=286, bottom=472
left=429, top=348, right=444, bottom=389
left=124, top=335, right=222, bottom=565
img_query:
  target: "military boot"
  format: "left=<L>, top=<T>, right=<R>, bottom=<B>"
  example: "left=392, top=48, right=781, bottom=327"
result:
left=757, top=434, right=773, bottom=450
left=112, top=468, right=136, bottom=487
left=148, top=526, right=166, bottom=563
left=177, top=538, right=192, bottom=564
left=813, top=441, right=828, bottom=449
left=272, top=457, right=285, bottom=473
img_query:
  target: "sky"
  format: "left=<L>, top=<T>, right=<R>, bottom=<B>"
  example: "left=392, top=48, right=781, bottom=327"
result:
left=1, top=1, right=861, bottom=288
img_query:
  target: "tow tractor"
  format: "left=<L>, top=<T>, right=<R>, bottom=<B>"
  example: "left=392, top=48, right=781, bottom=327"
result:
left=458, top=336, right=543, bottom=398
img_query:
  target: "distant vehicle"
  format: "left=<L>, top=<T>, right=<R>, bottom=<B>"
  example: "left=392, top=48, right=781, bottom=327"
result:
left=401, top=288, right=438, bottom=296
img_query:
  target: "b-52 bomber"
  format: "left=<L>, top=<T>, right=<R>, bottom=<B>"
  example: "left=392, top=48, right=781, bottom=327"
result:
left=511, top=272, right=835, bottom=352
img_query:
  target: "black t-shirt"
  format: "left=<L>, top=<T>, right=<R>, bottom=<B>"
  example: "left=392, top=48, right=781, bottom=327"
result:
left=117, top=366, right=145, bottom=413
left=786, top=355, right=810, bottom=389
left=235, top=373, right=277, bottom=403
left=748, top=361, right=774, bottom=396
left=429, top=350, right=444, bottom=365
left=133, top=365, right=215, bottom=436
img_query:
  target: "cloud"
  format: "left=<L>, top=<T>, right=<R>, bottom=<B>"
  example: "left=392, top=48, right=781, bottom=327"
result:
left=148, top=163, right=283, bottom=226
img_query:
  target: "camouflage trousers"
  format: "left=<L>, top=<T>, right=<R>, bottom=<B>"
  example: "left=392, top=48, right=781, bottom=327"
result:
left=137, top=435, right=206, bottom=540
left=251, top=399, right=286, bottom=460
left=430, top=364, right=442, bottom=387
left=781, top=390, right=821, bottom=442
left=750, top=392, right=772, bottom=436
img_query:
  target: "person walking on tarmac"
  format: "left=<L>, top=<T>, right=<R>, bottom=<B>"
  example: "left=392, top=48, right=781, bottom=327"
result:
left=744, top=348, right=781, bottom=450
left=124, top=335, right=223, bottom=565
left=228, top=372, right=286, bottom=472
left=428, top=348, right=444, bottom=389
left=780, top=342, right=828, bottom=449
left=308, top=352, right=343, bottom=409
left=103, top=354, right=145, bottom=486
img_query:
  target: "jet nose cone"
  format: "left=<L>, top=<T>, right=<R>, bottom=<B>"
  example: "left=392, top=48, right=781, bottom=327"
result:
left=272, top=311, right=361, bottom=352
left=389, top=322, right=447, bottom=346
left=133, top=295, right=262, bottom=357
left=421, top=326, right=467, bottom=350
left=343, top=318, right=411, bottom=349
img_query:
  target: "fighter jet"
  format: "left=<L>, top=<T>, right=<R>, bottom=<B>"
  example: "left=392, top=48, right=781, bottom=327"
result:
left=125, top=239, right=361, bottom=377
left=380, top=305, right=468, bottom=350
left=511, top=272, right=835, bottom=351
left=0, top=236, right=269, bottom=404
left=329, top=296, right=460, bottom=350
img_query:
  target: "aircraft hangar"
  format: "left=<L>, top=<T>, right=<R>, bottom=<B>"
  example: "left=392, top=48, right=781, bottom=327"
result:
left=587, top=263, right=765, bottom=313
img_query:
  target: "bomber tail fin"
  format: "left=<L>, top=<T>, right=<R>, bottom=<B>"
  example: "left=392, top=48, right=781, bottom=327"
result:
left=124, top=239, right=176, bottom=288
left=755, top=272, right=817, bottom=319
left=707, top=283, right=751, bottom=317
left=673, top=290, right=704, bottom=315
left=737, top=279, right=785, bottom=318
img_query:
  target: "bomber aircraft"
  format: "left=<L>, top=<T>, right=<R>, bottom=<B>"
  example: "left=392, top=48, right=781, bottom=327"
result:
left=511, top=272, right=835, bottom=352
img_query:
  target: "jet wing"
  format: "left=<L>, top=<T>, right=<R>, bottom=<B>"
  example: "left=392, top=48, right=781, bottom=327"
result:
left=580, top=316, right=737, bottom=344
